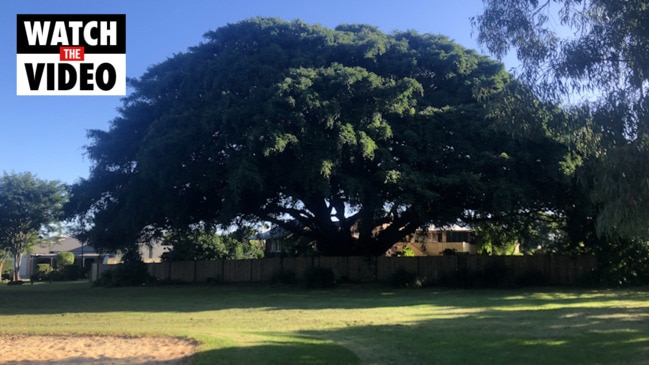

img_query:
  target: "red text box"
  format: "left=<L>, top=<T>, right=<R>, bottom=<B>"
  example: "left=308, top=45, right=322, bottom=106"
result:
left=59, top=46, right=85, bottom=61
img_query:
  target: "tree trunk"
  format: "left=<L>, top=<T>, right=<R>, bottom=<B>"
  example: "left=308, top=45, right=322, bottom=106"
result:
left=12, top=253, right=21, bottom=281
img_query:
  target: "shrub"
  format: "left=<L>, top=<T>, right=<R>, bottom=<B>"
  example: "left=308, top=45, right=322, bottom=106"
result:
left=304, top=267, right=336, bottom=289
left=56, top=252, right=75, bottom=268
left=2, top=261, right=13, bottom=281
left=37, top=263, right=52, bottom=276
left=59, top=265, right=85, bottom=281
left=596, top=238, right=649, bottom=287
left=397, top=247, right=415, bottom=257
left=441, top=248, right=457, bottom=256
left=95, top=261, right=156, bottom=287
left=30, top=263, right=53, bottom=282
left=390, top=268, right=423, bottom=288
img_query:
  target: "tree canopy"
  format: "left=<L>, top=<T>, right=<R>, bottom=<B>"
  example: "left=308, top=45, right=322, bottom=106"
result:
left=161, top=228, right=264, bottom=262
left=0, top=172, right=67, bottom=280
left=66, top=18, right=568, bottom=256
left=474, top=0, right=649, bottom=241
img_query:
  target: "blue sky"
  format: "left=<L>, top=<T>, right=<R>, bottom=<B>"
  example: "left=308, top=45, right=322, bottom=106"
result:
left=2, top=0, right=508, bottom=185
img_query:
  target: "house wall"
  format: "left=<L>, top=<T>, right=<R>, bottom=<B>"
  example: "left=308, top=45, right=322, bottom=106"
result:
left=391, top=226, right=476, bottom=256
left=391, top=241, right=477, bottom=256
left=18, top=256, right=48, bottom=278
left=20, top=254, right=101, bottom=278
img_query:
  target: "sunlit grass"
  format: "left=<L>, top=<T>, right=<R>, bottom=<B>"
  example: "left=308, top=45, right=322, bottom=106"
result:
left=0, top=283, right=648, bottom=364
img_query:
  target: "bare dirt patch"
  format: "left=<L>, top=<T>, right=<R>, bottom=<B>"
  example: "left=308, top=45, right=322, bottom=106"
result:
left=0, top=334, right=200, bottom=364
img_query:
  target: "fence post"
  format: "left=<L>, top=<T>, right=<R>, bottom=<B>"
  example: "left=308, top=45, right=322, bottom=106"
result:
left=221, top=259, right=225, bottom=283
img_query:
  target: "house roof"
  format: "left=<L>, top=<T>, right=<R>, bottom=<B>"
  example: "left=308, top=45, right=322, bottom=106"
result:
left=68, top=244, right=98, bottom=255
left=250, top=220, right=307, bottom=240
left=31, top=236, right=84, bottom=255
left=250, top=226, right=292, bottom=240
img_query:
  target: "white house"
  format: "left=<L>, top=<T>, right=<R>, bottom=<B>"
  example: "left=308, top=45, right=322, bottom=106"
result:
left=388, top=224, right=477, bottom=256
left=20, top=236, right=102, bottom=278
left=20, top=237, right=170, bottom=278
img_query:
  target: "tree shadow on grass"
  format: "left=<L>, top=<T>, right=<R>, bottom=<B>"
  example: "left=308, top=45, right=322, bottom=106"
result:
left=2, top=285, right=649, bottom=364
left=189, top=294, right=649, bottom=365
left=3, top=284, right=649, bottom=314
left=190, top=311, right=649, bottom=365
left=293, top=309, right=649, bottom=365
left=193, top=340, right=360, bottom=365
left=2, top=341, right=358, bottom=365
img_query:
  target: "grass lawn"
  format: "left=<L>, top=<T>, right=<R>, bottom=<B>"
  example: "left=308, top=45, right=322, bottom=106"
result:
left=0, top=282, right=648, bottom=364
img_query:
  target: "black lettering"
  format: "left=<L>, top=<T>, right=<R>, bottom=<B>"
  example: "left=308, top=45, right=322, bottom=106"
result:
left=46, top=63, right=55, bottom=90
left=24, top=63, right=45, bottom=90
left=79, top=63, right=94, bottom=90
left=58, top=63, right=76, bottom=90
left=17, top=15, right=126, bottom=54
left=95, top=63, right=116, bottom=91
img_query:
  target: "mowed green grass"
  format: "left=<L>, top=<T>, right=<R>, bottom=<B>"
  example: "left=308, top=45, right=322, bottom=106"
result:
left=0, top=283, right=648, bottom=364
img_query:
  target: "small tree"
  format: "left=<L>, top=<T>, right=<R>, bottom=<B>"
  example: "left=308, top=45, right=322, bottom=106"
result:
left=0, top=172, right=67, bottom=281
left=0, top=248, right=9, bottom=280
left=56, top=251, right=75, bottom=268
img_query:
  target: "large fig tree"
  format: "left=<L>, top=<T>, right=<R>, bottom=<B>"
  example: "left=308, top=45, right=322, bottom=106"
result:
left=66, top=18, right=565, bottom=255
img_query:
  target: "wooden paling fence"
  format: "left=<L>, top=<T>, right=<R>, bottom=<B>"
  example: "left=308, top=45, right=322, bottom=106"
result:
left=92, top=255, right=598, bottom=286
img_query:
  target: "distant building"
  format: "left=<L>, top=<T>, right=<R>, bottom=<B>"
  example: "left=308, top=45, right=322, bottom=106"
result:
left=21, top=237, right=170, bottom=277
left=102, top=241, right=170, bottom=264
left=20, top=236, right=102, bottom=278
left=250, top=225, right=295, bottom=255
left=388, top=225, right=476, bottom=256
left=253, top=222, right=477, bottom=256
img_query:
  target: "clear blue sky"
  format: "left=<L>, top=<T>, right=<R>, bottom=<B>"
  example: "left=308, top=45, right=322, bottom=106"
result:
left=2, top=0, right=509, bottom=185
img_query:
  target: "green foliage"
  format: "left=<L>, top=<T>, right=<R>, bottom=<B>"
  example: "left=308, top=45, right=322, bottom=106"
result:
left=0, top=172, right=67, bottom=281
left=1, top=258, right=12, bottom=281
left=33, top=263, right=85, bottom=282
left=161, top=228, right=264, bottom=262
left=31, top=263, right=52, bottom=281
left=396, top=247, right=415, bottom=257
left=474, top=1, right=649, bottom=284
left=55, top=251, right=74, bottom=268
left=592, top=140, right=649, bottom=240
left=95, top=261, right=156, bottom=287
left=55, top=265, right=85, bottom=281
left=474, top=0, right=649, bottom=101
left=474, top=0, right=649, bottom=242
left=595, top=238, right=649, bottom=287
left=474, top=213, right=567, bottom=255
left=37, top=263, right=52, bottom=274
left=66, top=18, right=568, bottom=257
